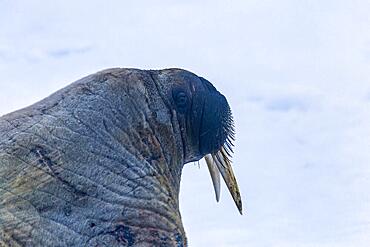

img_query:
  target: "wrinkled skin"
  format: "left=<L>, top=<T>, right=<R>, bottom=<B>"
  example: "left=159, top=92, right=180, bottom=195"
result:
left=0, top=68, right=236, bottom=246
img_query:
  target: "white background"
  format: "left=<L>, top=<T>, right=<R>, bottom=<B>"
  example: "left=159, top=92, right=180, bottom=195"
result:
left=1, top=1, right=370, bottom=246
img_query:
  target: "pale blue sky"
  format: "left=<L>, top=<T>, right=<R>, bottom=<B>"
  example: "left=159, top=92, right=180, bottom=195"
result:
left=1, top=1, right=370, bottom=246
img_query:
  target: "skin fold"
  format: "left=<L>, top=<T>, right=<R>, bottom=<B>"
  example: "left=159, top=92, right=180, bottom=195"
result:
left=0, top=68, right=241, bottom=246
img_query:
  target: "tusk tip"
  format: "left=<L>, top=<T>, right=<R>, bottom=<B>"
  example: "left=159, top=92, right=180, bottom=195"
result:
left=238, top=205, right=243, bottom=215
left=236, top=199, right=243, bottom=215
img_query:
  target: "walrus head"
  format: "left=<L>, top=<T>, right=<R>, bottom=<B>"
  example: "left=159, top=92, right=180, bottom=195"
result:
left=150, top=69, right=242, bottom=214
left=0, top=68, right=241, bottom=246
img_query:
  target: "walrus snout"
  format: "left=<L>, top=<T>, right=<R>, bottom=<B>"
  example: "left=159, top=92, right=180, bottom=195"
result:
left=194, top=77, right=242, bottom=214
left=197, top=78, right=234, bottom=157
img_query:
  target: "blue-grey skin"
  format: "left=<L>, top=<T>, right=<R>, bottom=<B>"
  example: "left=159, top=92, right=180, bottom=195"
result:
left=0, top=68, right=238, bottom=246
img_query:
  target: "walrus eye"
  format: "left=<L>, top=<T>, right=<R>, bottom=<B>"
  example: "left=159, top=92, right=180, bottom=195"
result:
left=173, top=89, right=189, bottom=113
left=176, top=92, right=187, bottom=106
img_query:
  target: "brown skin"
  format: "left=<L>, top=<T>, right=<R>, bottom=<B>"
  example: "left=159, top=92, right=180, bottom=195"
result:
left=0, top=68, right=239, bottom=246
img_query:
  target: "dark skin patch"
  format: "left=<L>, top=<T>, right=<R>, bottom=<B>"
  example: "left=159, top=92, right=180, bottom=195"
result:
left=175, top=232, right=184, bottom=247
left=109, top=225, right=135, bottom=246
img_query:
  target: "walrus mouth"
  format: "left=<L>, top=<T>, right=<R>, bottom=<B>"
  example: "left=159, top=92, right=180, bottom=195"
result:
left=204, top=115, right=243, bottom=215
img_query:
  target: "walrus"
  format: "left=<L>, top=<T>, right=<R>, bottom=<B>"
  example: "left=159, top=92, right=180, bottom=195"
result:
left=0, top=68, right=242, bottom=246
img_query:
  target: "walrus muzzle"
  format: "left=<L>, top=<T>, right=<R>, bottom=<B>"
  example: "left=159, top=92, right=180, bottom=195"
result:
left=193, top=77, right=242, bottom=214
